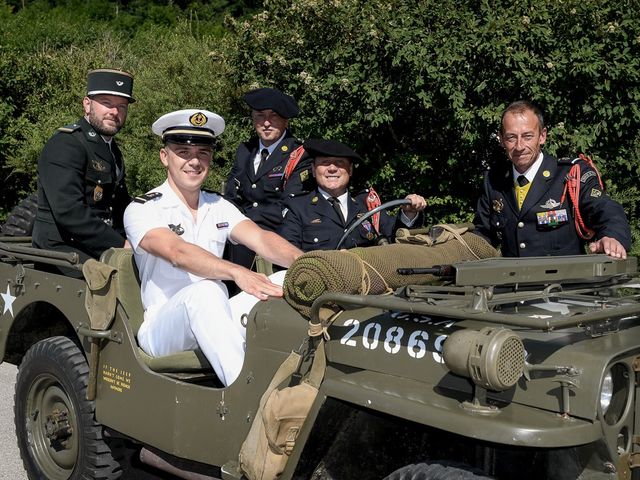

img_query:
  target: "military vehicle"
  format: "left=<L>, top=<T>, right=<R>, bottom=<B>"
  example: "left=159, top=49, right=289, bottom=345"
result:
left=1, top=233, right=639, bottom=480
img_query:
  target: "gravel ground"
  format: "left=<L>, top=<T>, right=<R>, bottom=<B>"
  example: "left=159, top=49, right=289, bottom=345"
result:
left=0, top=362, right=27, bottom=480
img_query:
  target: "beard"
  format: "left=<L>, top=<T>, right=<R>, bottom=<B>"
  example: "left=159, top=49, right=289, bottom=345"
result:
left=87, top=109, right=123, bottom=137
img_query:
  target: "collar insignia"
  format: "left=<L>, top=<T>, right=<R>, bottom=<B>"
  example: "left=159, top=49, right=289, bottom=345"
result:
left=88, top=131, right=96, bottom=137
left=540, top=198, right=561, bottom=209
left=168, top=223, right=185, bottom=235
left=311, top=196, right=318, bottom=204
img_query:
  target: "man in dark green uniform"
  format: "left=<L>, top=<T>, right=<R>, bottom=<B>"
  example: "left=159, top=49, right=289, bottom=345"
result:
left=32, top=69, right=134, bottom=273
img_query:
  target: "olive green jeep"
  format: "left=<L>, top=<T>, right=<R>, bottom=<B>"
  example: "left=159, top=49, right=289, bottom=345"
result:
left=1, top=235, right=640, bottom=480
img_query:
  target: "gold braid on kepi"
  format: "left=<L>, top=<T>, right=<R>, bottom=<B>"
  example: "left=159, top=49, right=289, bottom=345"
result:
left=283, top=230, right=499, bottom=319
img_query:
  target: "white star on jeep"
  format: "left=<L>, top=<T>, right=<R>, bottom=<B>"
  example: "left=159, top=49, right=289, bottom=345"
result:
left=1, top=285, right=16, bottom=317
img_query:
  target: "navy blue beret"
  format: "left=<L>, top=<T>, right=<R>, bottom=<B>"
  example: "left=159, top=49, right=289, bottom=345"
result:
left=243, top=87, right=299, bottom=118
left=304, top=138, right=362, bottom=162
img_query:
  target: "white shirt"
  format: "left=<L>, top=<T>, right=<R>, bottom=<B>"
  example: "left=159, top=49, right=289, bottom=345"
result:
left=124, top=180, right=248, bottom=316
left=253, top=130, right=288, bottom=173
left=512, top=152, right=544, bottom=186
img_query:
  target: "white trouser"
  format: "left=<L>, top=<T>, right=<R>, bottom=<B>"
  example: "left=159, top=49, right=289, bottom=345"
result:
left=228, top=270, right=287, bottom=326
left=138, top=280, right=246, bottom=386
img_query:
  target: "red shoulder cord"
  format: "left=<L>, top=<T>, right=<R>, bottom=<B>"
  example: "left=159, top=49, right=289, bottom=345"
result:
left=282, top=146, right=306, bottom=188
left=559, top=153, right=604, bottom=240
left=365, top=186, right=382, bottom=232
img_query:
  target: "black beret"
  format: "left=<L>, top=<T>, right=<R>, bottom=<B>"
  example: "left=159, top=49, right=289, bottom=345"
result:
left=87, top=69, right=135, bottom=103
left=304, top=138, right=362, bottom=162
left=243, top=87, right=299, bottom=118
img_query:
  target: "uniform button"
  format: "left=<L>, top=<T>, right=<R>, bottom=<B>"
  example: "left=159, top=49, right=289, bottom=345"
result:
left=252, top=202, right=258, bottom=207
left=251, top=184, right=257, bottom=189
left=519, top=242, right=526, bottom=249
left=275, top=187, right=279, bottom=192
left=313, top=238, right=318, bottom=243
left=517, top=222, right=524, bottom=228
left=496, top=221, right=500, bottom=226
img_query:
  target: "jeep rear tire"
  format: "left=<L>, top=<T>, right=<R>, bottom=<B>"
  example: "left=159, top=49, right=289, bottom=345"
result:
left=385, top=462, right=493, bottom=480
left=1, top=192, right=37, bottom=237
left=14, top=336, right=122, bottom=480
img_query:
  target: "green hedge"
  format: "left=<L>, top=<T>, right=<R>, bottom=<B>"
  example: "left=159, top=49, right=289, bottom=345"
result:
left=1, top=0, right=638, bottom=254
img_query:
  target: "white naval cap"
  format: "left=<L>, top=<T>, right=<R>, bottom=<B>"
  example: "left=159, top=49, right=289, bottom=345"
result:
left=152, top=109, right=225, bottom=146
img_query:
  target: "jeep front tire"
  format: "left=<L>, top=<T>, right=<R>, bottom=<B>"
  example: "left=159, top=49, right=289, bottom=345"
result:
left=14, top=336, right=121, bottom=479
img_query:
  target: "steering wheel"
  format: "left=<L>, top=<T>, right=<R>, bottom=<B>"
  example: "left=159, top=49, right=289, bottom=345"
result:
left=335, top=198, right=412, bottom=250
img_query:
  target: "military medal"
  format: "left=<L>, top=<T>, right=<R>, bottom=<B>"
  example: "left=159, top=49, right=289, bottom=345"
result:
left=536, top=209, right=568, bottom=227
left=93, top=185, right=103, bottom=202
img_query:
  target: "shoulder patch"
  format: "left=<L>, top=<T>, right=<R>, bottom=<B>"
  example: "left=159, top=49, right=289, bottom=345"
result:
left=133, top=192, right=162, bottom=204
left=57, top=123, right=81, bottom=134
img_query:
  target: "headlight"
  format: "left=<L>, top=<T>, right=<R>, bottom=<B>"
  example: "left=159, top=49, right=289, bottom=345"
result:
left=599, top=363, right=631, bottom=426
left=600, top=370, right=613, bottom=414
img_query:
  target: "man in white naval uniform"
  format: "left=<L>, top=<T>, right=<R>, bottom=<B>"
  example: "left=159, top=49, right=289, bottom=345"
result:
left=124, top=109, right=302, bottom=386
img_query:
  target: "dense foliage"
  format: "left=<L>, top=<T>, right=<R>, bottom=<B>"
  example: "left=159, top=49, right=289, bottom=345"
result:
left=1, top=0, right=638, bottom=253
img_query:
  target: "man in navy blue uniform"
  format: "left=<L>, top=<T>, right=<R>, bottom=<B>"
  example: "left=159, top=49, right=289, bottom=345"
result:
left=279, top=139, right=426, bottom=251
left=33, top=69, right=134, bottom=274
left=473, top=100, right=631, bottom=258
left=225, top=87, right=312, bottom=268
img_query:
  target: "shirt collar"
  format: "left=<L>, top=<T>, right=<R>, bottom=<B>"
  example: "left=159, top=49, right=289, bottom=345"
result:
left=258, top=129, right=288, bottom=155
left=317, top=187, right=349, bottom=206
left=513, top=152, right=544, bottom=185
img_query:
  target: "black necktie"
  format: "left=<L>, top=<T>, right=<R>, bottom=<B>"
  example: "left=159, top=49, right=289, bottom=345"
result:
left=258, top=148, right=269, bottom=172
left=517, top=175, right=529, bottom=187
left=328, top=197, right=346, bottom=225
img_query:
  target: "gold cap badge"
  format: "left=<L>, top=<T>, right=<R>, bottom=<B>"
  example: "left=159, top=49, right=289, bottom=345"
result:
left=189, top=112, right=208, bottom=127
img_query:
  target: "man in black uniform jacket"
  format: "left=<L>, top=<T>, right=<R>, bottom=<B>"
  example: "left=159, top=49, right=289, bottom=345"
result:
left=225, top=87, right=312, bottom=268
left=279, top=139, right=426, bottom=251
left=473, top=100, right=631, bottom=258
left=32, top=69, right=134, bottom=272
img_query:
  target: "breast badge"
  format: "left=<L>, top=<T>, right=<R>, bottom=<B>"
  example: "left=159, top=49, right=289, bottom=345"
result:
left=93, top=185, right=103, bottom=202
left=492, top=198, right=504, bottom=213
left=92, top=160, right=108, bottom=172
left=540, top=198, right=561, bottom=209
left=168, top=223, right=185, bottom=235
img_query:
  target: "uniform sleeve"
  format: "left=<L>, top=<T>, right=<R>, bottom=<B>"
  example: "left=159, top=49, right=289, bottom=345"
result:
left=225, top=145, right=245, bottom=199
left=277, top=199, right=303, bottom=248
left=220, top=197, right=250, bottom=241
left=282, top=149, right=313, bottom=195
left=576, top=163, right=632, bottom=250
left=123, top=201, right=168, bottom=254
left=472, top=172, right=497, bottom=245
left=38, top=133, right=125, bottom=257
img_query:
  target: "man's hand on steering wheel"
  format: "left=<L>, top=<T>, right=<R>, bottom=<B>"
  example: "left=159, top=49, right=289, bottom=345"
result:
left=401, top=194, right=427, bottom=220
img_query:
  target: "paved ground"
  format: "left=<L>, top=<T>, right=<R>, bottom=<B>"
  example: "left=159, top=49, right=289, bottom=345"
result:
left=0, top=362, right=27, bottom=480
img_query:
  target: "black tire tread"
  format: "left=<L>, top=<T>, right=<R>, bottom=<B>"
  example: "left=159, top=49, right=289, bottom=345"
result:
left=385, top=462, right=493, bottom=480
left=14, top=336, right=122, bottom=480
left=1, top=192, right=37, bottom=236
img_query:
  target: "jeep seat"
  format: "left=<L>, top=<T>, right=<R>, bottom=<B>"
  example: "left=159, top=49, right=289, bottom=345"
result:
left=101, top=248, right=212, bottom=373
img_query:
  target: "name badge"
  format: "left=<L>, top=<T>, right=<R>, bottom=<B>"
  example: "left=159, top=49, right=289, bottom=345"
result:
left=536, top=209, right=568, bottom=227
